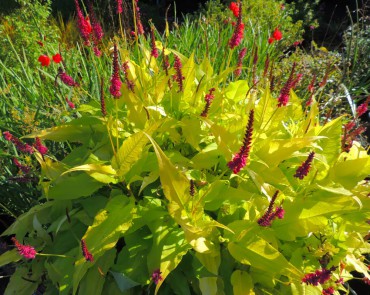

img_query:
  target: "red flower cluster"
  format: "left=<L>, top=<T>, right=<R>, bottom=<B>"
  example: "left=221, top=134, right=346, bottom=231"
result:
left=74, top=0, right=103, bottom=54
left=173, top=55, right=185, bottom=92
left=151, top=269, right=163, bottom=285
left=356, top=97, right=369, bottom=117
left=228, top=109, right=254, bottom=174
left=134, top=0, right=144, bottom=35
left=268, top=28, right=283, bottom=44
left=56, top=68, right=79, bottom=87
left=13, top=158, right=31, bottom=174
left=12, top=237, right=37, bottom=260
left=38, top=53, right=62, bottom=67
left=34, top=137, right=48, bottom=155
left=322, top=287, right=335, bottom=295
left=150, top=27, right=159, bottom=58
left=277, top=62, right=297, bottom=107
left=257, top=191, right=285, bottom=227
left=294, top=151, right=315, bottom=179
left=302, top=266, right=336, bottom=286
left=66, top=97, right=75, bottom=109
left=116, top=0, right=123, bottom=14
left=229, top=2, right=240, bottom=18
left=3, top=131, right=34, bottom=154
left=342, top=121, right=366, bottom=152
left=81, top=239, right=94, bottom=262
left=200, top=88, right=216, bottom=117
left=109, top=44, right=122, bottom=98
left=228, top=2, right=244, bottom=49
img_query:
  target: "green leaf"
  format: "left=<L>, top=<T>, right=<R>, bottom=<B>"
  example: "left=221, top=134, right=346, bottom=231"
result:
left=231, top=270, right=255, bottom=295
left=79, top=249, right=117, bottom=295
left=0, top=249, right=20, bottom=267
left=110, top=271, right=140, bottom=292
left=5, top=266, right=39, bottom=295
left=48, top=173, right=104, bottom=200
left=73, top=196, right=136, bottom=294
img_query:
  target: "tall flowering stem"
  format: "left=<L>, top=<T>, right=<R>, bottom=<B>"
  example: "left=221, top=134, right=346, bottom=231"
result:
left=227, top=109, right=254, bottom=174
left=12, top=237, right=37, bottom=259
left=88, top=0, right=104, bottom=56
left=277, top=62, right=296, bottom=107
left=122, top=61, right=135, bottom=92
left=100, top=77, right=107, bottom=117
left=81, top=239, right=94, bottom=262
left=150, top=26, right=159, bottom=58
left=234, top=47, right=246, bottom=77
left=173, top=55, right=185, bottom=92
left=109, top=44, right=122, bottom=98
left=74, top=0, right=92, bottom=46
left=257, top=191, right=285, bottom=226
left=228, top=2, right=244, bottom=49
left=294, top=151, right=315, bottom=179
left=200, top=88, right=216, bottom=117
left=134, top=0, right=144, bottom=35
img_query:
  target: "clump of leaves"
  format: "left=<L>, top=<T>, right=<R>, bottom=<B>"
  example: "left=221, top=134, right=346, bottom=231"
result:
left=1, top=34, right=369, bottom=294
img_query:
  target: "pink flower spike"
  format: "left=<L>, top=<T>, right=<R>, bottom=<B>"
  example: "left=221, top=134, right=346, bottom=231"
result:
left=294, top=151, right=315, bottom=180
left=81, top=239, right=94, bottom=262
left=11, top=237, right=36, bottom=260
left=150, top=27, right=159, bottom=58
left=116, top=0, right=123, bottom=14
left=34, top=137, right=48, bottom=155
left=151, top=269, right=163, bottom=285
left=109, top=44, right=122, bottom=98
left=3, top=131, right=12, bottom=141
left=173, top=55, right=185, bottom=92
left=277, top=62, right=296, bottom=107
left=356, top=102, right=368, bottom=117
left=228, top=109, right=254, bottom=174
left=74, top=0, right=92, bottom=46
left=57, top=68, right=79, bottom=87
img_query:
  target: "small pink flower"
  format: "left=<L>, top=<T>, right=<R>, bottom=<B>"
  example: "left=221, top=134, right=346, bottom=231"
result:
left=151, top=269, right=163, bottom=285
left=12, top=237, right=36, bottom=259
left=268, top=37, right=275, bottom=44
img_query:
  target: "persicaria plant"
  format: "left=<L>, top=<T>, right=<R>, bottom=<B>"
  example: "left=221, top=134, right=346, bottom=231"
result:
left=0, top=1, right=369, bottom=295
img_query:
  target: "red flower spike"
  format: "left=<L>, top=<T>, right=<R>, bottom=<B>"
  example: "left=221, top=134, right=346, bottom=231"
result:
left=109, top=44, right=122, bottom=98
left=308, top=74, right=316, bottom=93
left=66, top=97, right=75, bottom=109
left=88, top=0, right=104, bottom=44
left=277, top=62, right=296, bottom=107
left=3, top=131, right=12, bottom=141
left=150, top=27, right=159, bottom=58
left=13, top=158, right=31, bottom=174
left=200, top=88, right=216, bottom=117
left=11, top=237, right=36, bottom=260
left=263, top=54, right=270, bottom=77
left=173, top=55, right=185, bottom=92
left=81, top=239, right=94, bottom=262
left=294, top=151, right=315, bottom=180
left=34, top=137, right=48, bottom=155
left=228, top=109, right=254, bottom=174
left=4, top=132, right=34, bottom=154
left=74, top=0, right=92, bottom=46
left=257, top=190, right=281, bottom=226
left=52, top=53, right=62, bottom=63
left=134, top=0, right=144, bottom=35
left=356, top=102, right=368, bottom=117
left=228, top=3, right=244, bottom=49
left=229, top=2, right=240, bottom=18
left=322, top=287, right=335, bottom=295
left=38, top=55, right=51, bottom=67
left=151, top=269, right=163, bottom=285
left=116, top=0, right=123, bottom=14
left=57, top=68, right=79, bottom=87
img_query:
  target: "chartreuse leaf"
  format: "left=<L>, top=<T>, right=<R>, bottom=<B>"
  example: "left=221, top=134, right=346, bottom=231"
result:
left=0, top=249, right=20, bottom=267
left=231, top=270, right=255, bottom=295
left=145, top=133, right=190, bottom=207
left=79, top=249, right=116, bottom=294
left=62, top=164, right=118, bottom=184
left=227, top=220, right=302, bottom=280
left=112, top=121, right=162, bottom=179
left=225, top=80, right=249, bottom=101
left=73, top=195, right=136, bottom=294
